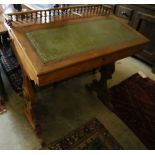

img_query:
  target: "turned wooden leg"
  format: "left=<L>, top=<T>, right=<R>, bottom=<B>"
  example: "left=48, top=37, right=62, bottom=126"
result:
left=22, top=72, right=44, bottom=145
left=22, top=72, right=37, bottom=130
left=87, top=63, right=115, bottom=110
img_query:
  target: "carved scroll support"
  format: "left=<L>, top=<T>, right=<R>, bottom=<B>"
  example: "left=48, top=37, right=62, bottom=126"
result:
left=22, top=71, right=41, bottom=135
left=87, top=63, right=115, bottom=110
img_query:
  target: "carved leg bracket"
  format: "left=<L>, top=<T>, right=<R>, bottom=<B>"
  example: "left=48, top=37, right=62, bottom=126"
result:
left=22, top=72, right=36, bottom=129
left=22, top=72, right=43, bottom=146
left=22, top=72, right=43, bottom=132
left=87, top=63, right=115, bottom=110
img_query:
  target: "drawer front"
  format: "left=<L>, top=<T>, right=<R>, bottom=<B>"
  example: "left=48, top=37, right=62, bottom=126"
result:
left=115, top=5, right=133, bottom=20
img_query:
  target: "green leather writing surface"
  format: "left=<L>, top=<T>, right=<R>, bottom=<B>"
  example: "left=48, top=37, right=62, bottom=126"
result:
left=25, top=18, right=140, bottom=63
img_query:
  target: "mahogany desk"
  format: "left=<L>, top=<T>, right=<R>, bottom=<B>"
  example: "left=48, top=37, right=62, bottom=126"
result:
left=5, top=14, right=148, bottom=130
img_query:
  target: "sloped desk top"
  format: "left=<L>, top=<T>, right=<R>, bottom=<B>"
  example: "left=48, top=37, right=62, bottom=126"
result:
left=10, top=16, right=149, bottom=86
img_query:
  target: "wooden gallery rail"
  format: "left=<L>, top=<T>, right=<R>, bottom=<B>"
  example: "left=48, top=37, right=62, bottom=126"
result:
left=4, top=5, right=112, bottom=27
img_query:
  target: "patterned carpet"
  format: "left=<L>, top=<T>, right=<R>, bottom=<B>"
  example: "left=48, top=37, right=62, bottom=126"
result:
left=110, top=73, right=155, bottom=149
left=44, top=118, right=122, bottom=150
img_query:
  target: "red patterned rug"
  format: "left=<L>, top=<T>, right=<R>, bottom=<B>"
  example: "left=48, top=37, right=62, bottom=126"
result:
left=110, top=73, right=155, bottom=149
left=44, top=118, right=122, bottom=150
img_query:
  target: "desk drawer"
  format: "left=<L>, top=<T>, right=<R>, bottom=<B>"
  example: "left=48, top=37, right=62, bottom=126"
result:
left=115, top=5, right=133, bottom=21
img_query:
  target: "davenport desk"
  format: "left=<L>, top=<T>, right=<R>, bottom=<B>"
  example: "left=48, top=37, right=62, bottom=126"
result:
left=4, top=5, right=149, bottom=130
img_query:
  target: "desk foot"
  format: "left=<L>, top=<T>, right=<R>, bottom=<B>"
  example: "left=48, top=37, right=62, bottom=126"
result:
left=24, top=103, right=36, bottom=130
